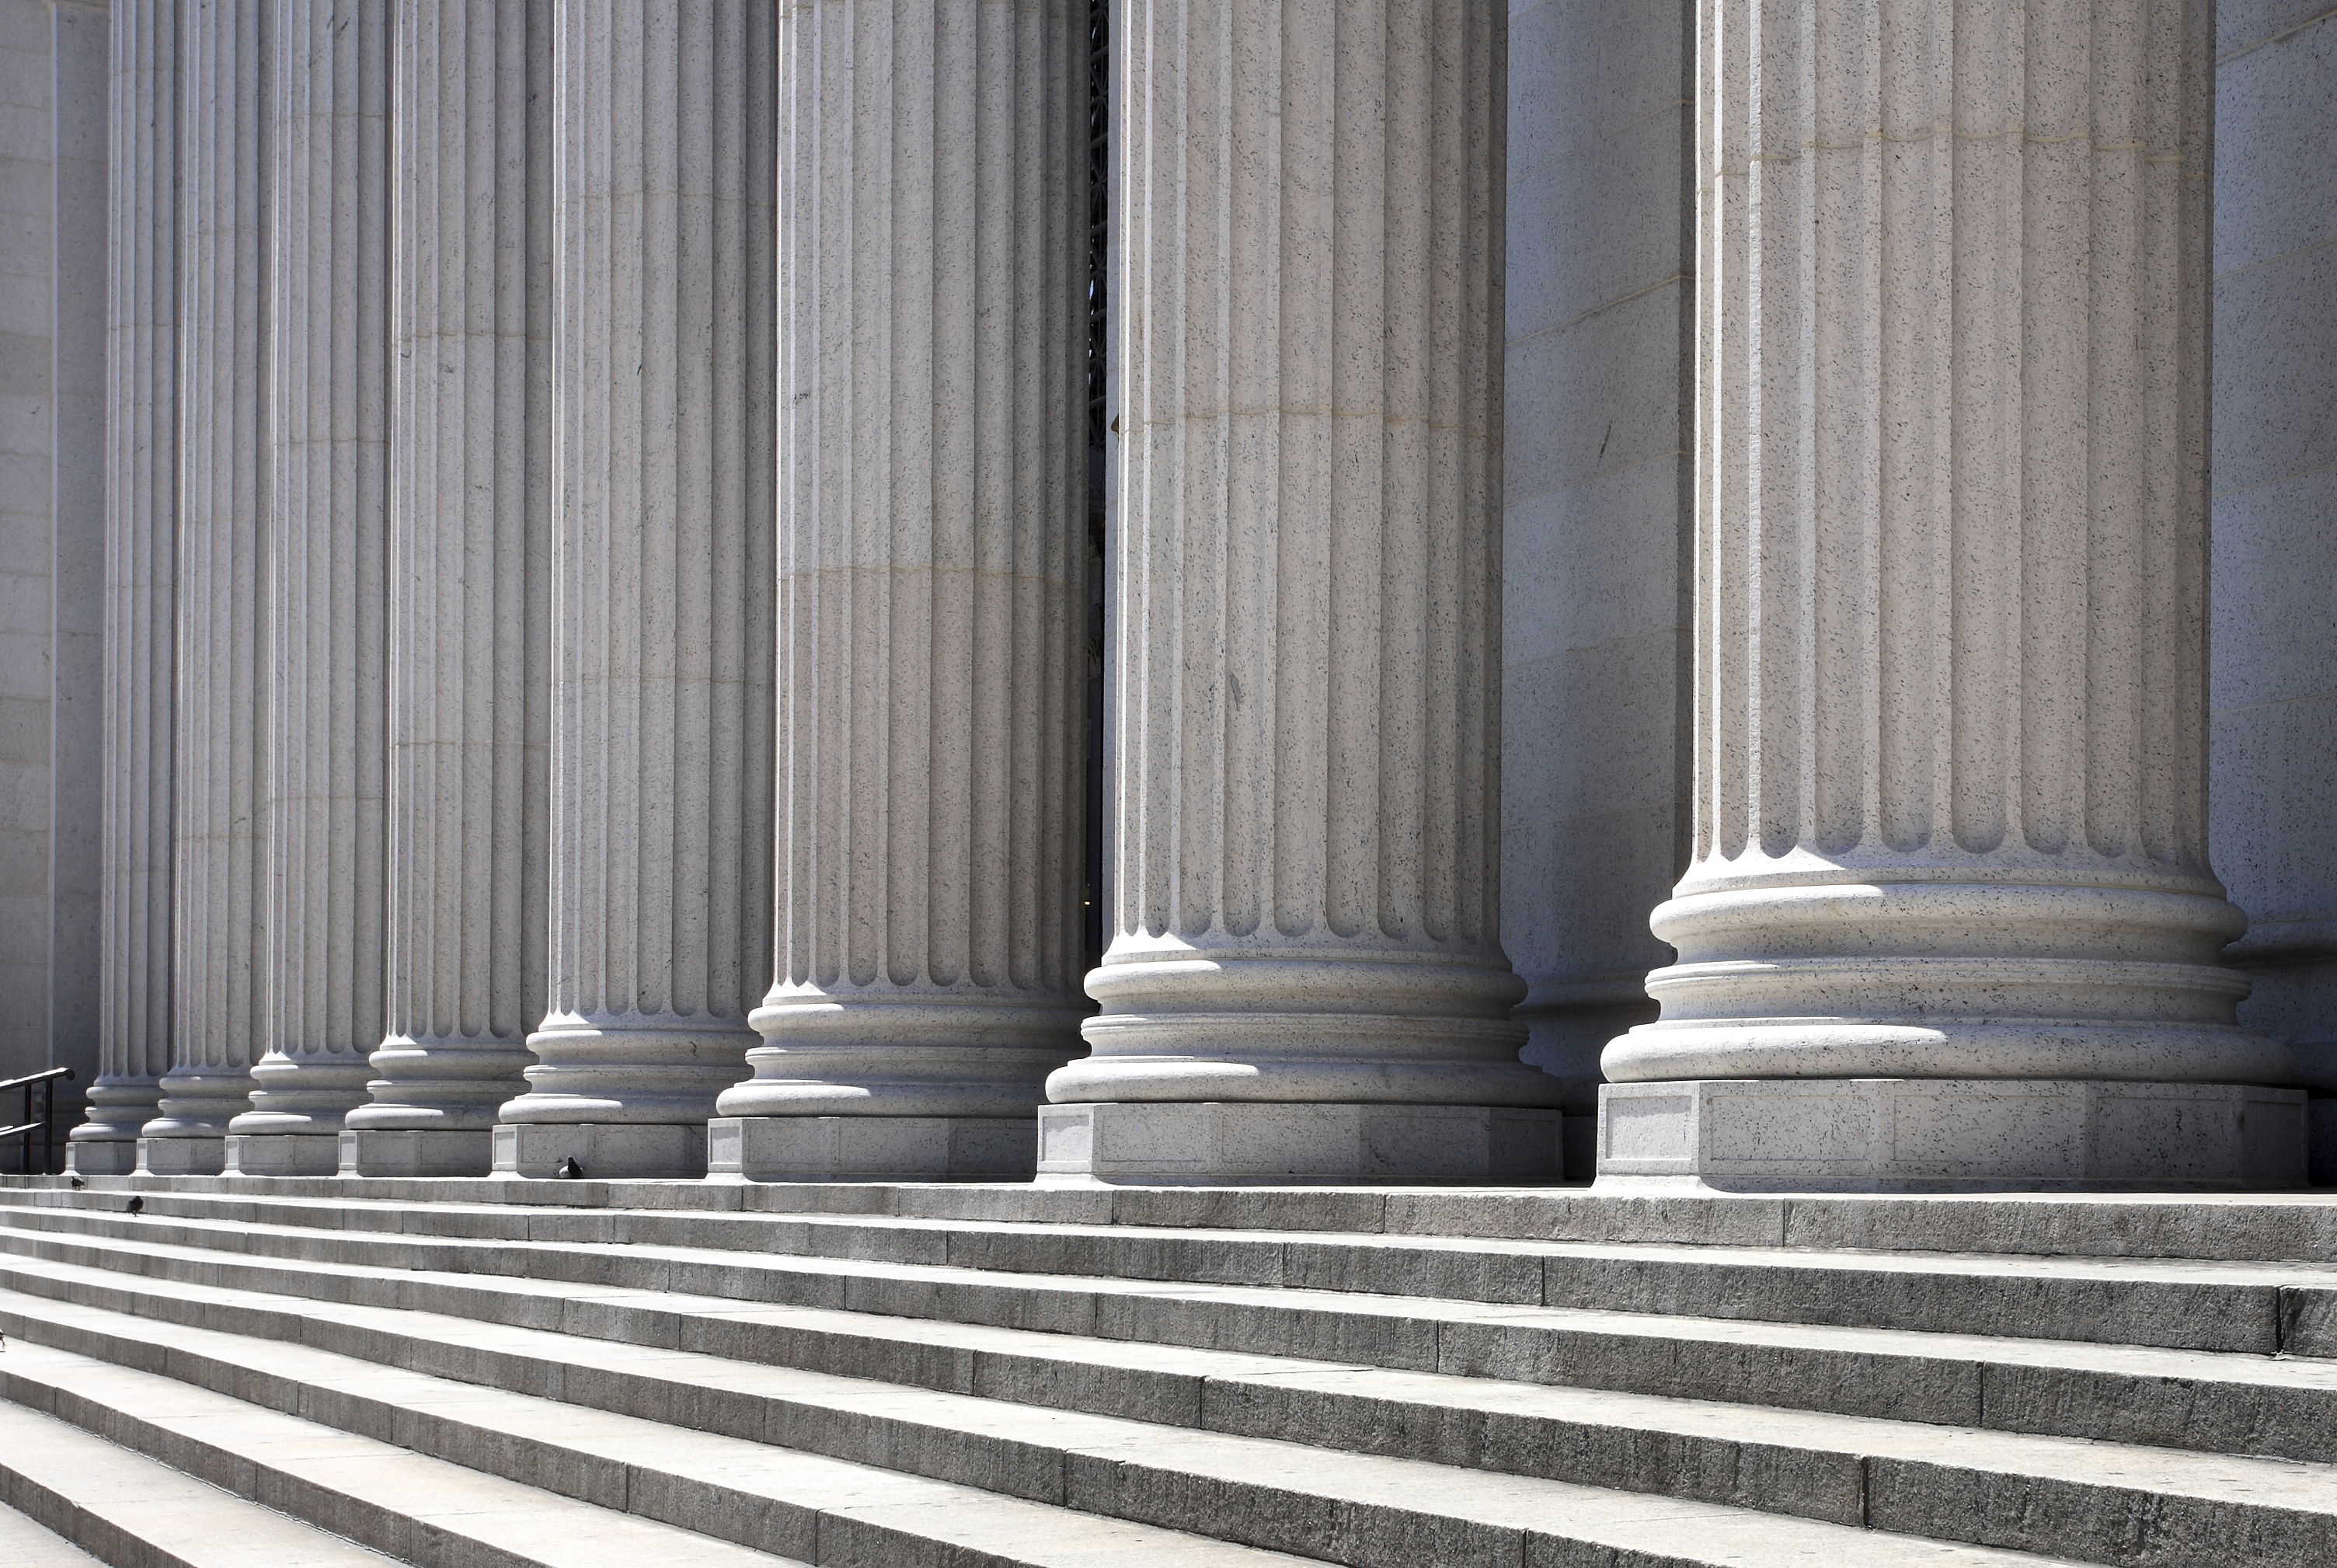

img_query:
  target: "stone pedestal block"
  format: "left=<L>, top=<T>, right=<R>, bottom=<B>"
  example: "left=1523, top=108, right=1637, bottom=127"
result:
left=707, top=1117, right=1034, bottom=1183
left=1597, top=1080, right=2310, bottom=1192
left=1035, top=1103, right=1561, bottom=1186
left=490, top=1123, right=705, bottom=1182
left=64, top=1138, right=142, bottom=1177
left=338, top=1129, right=493, bottom=1179
left=222, top=1133, right=341, bottom=1178
left=136, top=1134, right=225, bottom=1177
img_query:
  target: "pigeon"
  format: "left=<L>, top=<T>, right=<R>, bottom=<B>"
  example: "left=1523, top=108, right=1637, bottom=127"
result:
left=556, top=1156, right=584, bottom=1180
left=68, top=1175, right=84, bottom=1189
left=125, top=1196, right=144, bottom=1214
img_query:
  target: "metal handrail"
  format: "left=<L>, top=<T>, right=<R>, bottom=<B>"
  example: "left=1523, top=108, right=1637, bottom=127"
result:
left=2, top=1066, right=73, bottom=1176
left=0, top=1066, right=73, bottom=1096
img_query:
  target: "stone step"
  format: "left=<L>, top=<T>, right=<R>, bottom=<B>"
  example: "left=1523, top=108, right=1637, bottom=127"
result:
left=0, top=1281, right=2098, bottom=1568
left=0, top=1392, right=402, bottom=1567
left=15, top=1246, right=2337, bottom=1565
left=0, top=1333, right=1314, bottom=1568
left=0, top=1496, right=117, bottom=1567
left=6, top=1189, right=2334, bottom=1359
left=13, top=1218, right=2337, bottom=1468
left=20, top=1173, right=2337, bottom=1265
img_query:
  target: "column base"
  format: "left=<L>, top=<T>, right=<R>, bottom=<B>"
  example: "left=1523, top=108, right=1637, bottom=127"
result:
left=338, top=1128, right=493, bottom=1178
left=1595, top=1078, right=2311, bottom=1191
left=134, top=1136, right=225, bottom=1176
left=1034, top=1102, right=1561, bottom=1185
left=706, top=1116, right=1034, bottom=1181
left=64, top=1138, right=141, bottom=1176
left=489, top=1122, right=706, bottom=1179
left=2311, top=1098, right=2337, bottom=1188
left=221, top=1133, right=343, bottom=1177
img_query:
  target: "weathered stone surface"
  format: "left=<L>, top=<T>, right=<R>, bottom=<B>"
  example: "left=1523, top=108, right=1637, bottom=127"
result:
left=708, top=1117, right=1036, bottom=1182
left=71, top=0, right=175, bottom=1173
left=1603, top=0, right=2303, bottom=1182
left=2211, top=6, right=2337, bottom=1184
left=715, top=0, right=1092, bottom=1167
left=1056, top=0, right=1555, bottom=1165
left=140, top=0, right=273, bottom=1173
left=228, top=0, right=393, bottom=1159
left=6, top=1175, right=2337, bottom=1566
left=342, top=0, right=552, bottom=1179
left=1597, top=1078, right=2311, bottom=1192
left=1036, top=1103, right=1561, bottom=1186
left=494, top=0, right=777, bottom=1171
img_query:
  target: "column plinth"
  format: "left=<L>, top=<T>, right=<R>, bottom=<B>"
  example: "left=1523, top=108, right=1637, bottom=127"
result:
left=1047, top=0, right=1558, bottom=1182
left=708, top=0, right=1091, bottom=1179
left=140, top=0, right=272, bottom=1176
left=71, top=0, right=174, bottom=1178
left=341, top=0, right=551, bottom=1179
left=493, top=0, right=777, bottom=1179
left=1597, top=0, right=2305, bottom=1190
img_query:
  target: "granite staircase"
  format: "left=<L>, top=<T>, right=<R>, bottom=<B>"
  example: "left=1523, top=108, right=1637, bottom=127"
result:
left=0, top=1178, right=2333, bottom=1567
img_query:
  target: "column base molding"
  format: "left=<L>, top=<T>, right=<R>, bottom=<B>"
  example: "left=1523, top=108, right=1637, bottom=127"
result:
left=63, top=1138, right=141, bottom=1176
left=221, top=1133, right=344, bottom=1177
left=706, top=1116, right=1035, bottom=1181
left=1596, top=1078, right=2310, bottom=1192
left=338, top=1128, right=493, bottom=1178
left=490, top=1122, right=706, bottom=1179
left=134, top=1136, right=225, bottom=1176
left=1034, top=1102, right=1561, bottom=1185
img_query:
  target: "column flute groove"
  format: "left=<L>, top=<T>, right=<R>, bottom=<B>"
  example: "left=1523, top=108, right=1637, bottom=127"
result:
left=494, top=0, right=776, bottom=1179
left=71, top=0, right=177, bottom=1176
left=226, top=0, right=393, bottom=1176
left=707, top=0, right=1092, bottom=1179
left=1598, top=0, right=2305, bottom=1190
left=1042, top=0, right=1559, bottom=1182
left=140, top=0, right=273, bottom=1176
left=343, top=0, right=552, bottom=1179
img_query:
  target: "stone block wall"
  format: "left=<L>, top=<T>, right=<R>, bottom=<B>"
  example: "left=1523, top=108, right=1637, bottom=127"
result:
left=2212, top=0, right=2337, bottom=1174
left=1500, top=0, right=1694, bottom=1170
left=0, top=0, right=103, bottom=1133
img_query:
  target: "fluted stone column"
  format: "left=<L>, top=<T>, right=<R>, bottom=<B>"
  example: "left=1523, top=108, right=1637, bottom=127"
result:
left=1597, top=0, right=2306, bottom=1190
left=224, top=0, right=392, bottom=1177
left=1040, top=0, right=1559, bottom=1183
left=705, top=0, right=1091, bottom=1180
left=139, top=0, right=273, bottom=1177
left=71, top=0, right=176, bottom=1177
left=493, top=0, right=776, bottom=1178
left=342, top=0, right=552, bottom=1179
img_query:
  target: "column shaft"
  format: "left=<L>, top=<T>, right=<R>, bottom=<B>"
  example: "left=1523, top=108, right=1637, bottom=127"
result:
left=1044, top=0, right=1558, bottom=1182
left=141, top=0, right=272, bottom=1176
left=1598, top=0, right=2304, bottom=1190
left=708, top=0, right=1090, bottom=1179
left=344, top=0, right=551, bottom=1179
left=495, top=0, right=776, bottom=1178
left=71, top=0, right=176, bottom=1176
left=226, top=0, right=392, bottom=1176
